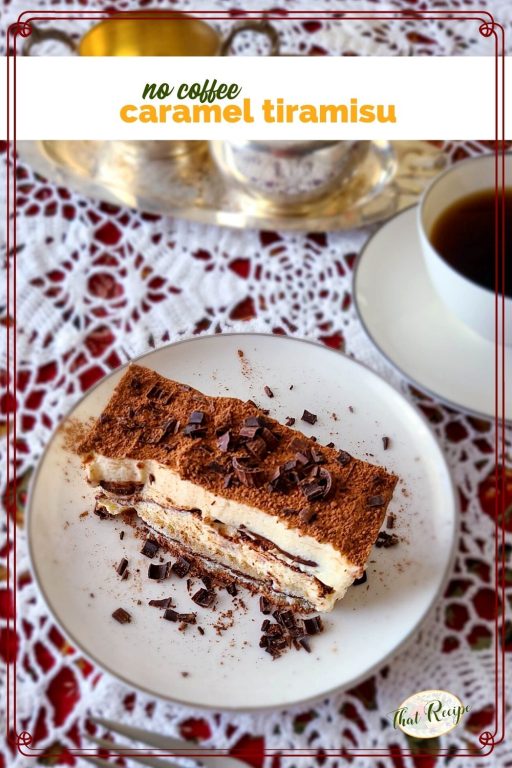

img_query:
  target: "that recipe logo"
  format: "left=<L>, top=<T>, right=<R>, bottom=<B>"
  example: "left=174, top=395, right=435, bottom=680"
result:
left=119, top=80, right=397, bottom=125
left=389, top=690, right=470, bottom=739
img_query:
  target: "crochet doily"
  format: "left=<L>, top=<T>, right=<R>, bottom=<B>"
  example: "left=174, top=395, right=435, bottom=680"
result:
left=1, top=1, right=511, bottom=766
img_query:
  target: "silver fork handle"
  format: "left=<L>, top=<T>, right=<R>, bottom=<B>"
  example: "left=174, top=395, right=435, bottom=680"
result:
left=89, top=717, right=249, bottom=768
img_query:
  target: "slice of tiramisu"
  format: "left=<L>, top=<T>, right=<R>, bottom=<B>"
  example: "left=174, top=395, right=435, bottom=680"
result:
left=78, top=364, right=398, bottom=612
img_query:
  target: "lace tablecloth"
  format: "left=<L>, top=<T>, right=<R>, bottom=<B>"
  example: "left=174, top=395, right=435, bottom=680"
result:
left=2, top=1, right=512, bottom=766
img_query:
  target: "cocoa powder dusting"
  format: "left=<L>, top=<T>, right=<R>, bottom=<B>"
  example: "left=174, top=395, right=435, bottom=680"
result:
left=61, top=417, right=94, bottom=454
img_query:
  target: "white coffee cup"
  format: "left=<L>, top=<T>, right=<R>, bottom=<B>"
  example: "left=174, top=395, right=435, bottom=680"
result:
left=418, top=153, right=511, bottom=347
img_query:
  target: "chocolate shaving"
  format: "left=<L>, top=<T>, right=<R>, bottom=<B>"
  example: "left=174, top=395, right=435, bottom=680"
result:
left=278, top=610, right=296, bottom=630
left=287, top=624, right=304, bottom=639
left=285, top=417, right=295, bottom=427
left=163, top=610, right=197, bottom=624
left=295, top=451, right=310, bottom=467
left=336, top=450, right=352, bottom=466
left=353, top=571, right=368, bottom=586
left=201, top=575, right=212, bottom=590
left=116, top=558, right=128, bottom=577
left=260, top=428, right=279, bottom=450
left=93, top=503, right=109, bottom=520
left=240, top=425, right=261, bottom=439
left=268, top=456, right=306, bottom=493
left=149, top=597, right=175, bottom=609
left=299, top=638, right=311, bottom=653
left=263, top=635, right=289, bottom=657
left=159, top=419, right=180, bottom=442
left=178, top=612, right=197, bottom=625
left=268, top=636, right=289, bottom=653
left=300, top=467, right=332, bottom=501
left=146, top=384, right=172, bottom=402
left=192, top=588, right=215, bottom=608
left=217, top=430, right=234, bottom=453
left=264, top=645, right=281, bottom=659
left=268, top=466, right=287, bottom=493
left=376, top=531, right=399, bottom=548
left=310, top=448, right=325, bottom=465
left=258, top=606, right=325, bottom=659
left=264, top=385, right=274, bottom=398
left=118, top=416, right=142, bottom=433
left=112, top=608, right=131, bottom=624
left=183, top=423, right=207, bottom=438
left=245, top=416, right=265, bottom=428
left=189, top=410, right=205, bottom=425
left=301, top=409, right=317, bottom=425
left=140, top=539, right=159, bottom=558
left=172, top=556, right=191, bottom=578
left=303, top=616, right=323, bottom=635
left=245, top=437, right=268, bottom=460
left=226, top=582, right=238, bottom=597
left=232, top=457, right=266, bottom=488
left=367, top=494, right=385, bottom=508
left=148, top=562, right=172, bottom=580
left=386, top=514, right=395, bottom=529
left=259, top=596, right=272, bottom=615
left=382, top=436, right=390, bottom=450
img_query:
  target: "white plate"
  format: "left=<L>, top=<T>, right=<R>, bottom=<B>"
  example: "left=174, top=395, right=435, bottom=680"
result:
left=354, top=206, right=511, bottom=423
left=28, top=334, right=457, bottom=711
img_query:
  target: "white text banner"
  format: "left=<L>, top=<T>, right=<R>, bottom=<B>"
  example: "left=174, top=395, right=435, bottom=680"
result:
left=1, top=56, right=508, bottom=140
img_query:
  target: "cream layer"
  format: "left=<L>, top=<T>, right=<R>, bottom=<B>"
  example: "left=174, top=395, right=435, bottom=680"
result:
left=99, top=496, right=334, bottom=609
left=85, top=454, right=361, bottom=611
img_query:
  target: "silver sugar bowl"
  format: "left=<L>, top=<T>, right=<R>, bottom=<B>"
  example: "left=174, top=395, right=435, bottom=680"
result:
left=210, top=140, right=370, bottom=210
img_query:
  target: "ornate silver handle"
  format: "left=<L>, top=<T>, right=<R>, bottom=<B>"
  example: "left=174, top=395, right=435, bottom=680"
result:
left=220, top=20, right=280, bottom=56
left=23, top=26, right=77, bottom=56
left=23, top=19, right=280, bottom=57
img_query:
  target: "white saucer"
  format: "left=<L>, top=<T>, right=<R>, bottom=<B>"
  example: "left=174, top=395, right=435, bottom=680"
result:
left=354, top=206, right=511, bottom=423
left=28, top=333, right=457, bottom=710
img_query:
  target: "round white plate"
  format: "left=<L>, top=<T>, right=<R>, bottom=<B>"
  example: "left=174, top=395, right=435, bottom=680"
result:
left=354, top=206, right=511, bottom=423
left=28, top=333, right=457, bottom=711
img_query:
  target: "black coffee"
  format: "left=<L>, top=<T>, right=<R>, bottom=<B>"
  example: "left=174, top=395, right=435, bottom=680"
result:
left=429, top=188, right=512, bottom=298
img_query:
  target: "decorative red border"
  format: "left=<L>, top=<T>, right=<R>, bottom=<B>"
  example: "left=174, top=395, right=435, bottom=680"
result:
left=4, top=7, right=507, bottom=761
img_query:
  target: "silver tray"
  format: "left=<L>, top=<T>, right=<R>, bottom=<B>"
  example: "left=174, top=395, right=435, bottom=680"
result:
left=18, top=140, right=447, bottom=231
